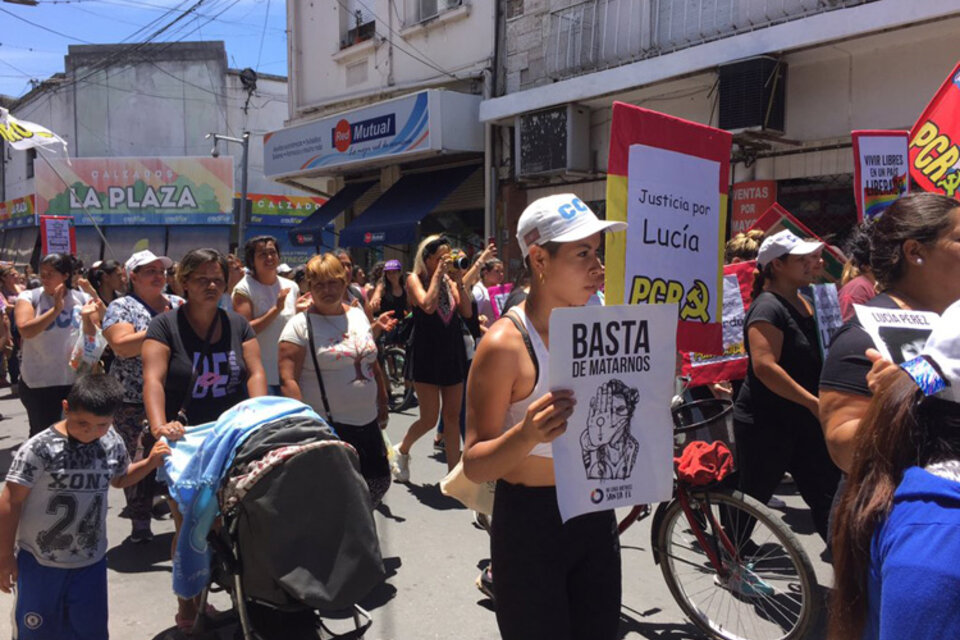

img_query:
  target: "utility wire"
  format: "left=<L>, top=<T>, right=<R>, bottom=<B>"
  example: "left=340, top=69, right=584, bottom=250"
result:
left=0, top=7, right=94, bottom=44
left=255, top=0, right=270, bottom=71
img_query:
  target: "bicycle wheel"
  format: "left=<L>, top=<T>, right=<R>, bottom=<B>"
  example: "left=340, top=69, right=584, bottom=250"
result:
left=655, top=488, right=821, bottom=640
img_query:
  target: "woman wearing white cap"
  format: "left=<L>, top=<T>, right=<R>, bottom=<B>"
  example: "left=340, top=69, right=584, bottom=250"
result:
left=733, top=229, right=839, bottom=541
left=830, top=299, right=960, bottom=640
left=463, top=194, right=626, bottom=640
left=101, top=249, right=184, bottom=543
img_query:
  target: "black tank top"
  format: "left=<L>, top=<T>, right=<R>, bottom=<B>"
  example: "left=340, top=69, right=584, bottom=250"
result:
left=381, top=283, right=407, bottom=318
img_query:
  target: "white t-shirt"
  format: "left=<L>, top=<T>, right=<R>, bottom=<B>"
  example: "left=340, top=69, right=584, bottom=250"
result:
left=279, top=307, right=378, bottom=426
left=232, top=274, right=298, bottom=386
left=472, top=282, right=495, bottom=328
left=18, top=288, right=92, bottom=388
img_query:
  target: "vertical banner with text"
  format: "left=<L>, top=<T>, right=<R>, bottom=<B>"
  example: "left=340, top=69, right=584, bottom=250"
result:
left=731, top=181, right=776, bottom=233
left=908, top=61, right=960, bottom=197
left=852, top=130, right=909, bottom=221
left=39, top=215, right=76, bottom=256
left=606, top=103, right=731, bottom=354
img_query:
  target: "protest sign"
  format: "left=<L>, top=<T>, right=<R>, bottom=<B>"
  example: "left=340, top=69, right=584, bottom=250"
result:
left=486, top=283, right=513, bottom=320
left=731, top=181, right=776, bottom=233
left=854, top=305, right=939, bottom=365
left=749, top=203, right=845, bottom=282
left=908, top=61, right=960, bottom=197
left=39, top=215, right=76, bottom=256
left=811, top=283, right=843, bottom=358
left=682, top=261, right=754, bottom=386
left=549, top=304, right=677, bottom=522
left=606, top=103, right=731, bottom=354
left=852, top=131, right=909, bottom=221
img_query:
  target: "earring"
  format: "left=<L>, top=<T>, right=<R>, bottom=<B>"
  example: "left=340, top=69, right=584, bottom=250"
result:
left=538, top=271, right=545, bottom=283
left=916, top=258, right=924, bottom=266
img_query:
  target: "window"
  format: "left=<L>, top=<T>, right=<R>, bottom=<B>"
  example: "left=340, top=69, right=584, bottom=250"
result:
left=26, top=148, right=36, bottom=179
left=341, top=1, right=376, bottom=49
left=407, top=0, right=463, bottom=24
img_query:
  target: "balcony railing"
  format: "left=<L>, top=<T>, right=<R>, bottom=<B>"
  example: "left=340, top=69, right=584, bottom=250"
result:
left=545, top=0, right=877, bottom=79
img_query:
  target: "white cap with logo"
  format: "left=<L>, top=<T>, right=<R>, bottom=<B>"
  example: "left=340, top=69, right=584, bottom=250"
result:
left=756, top=230, right=824, bottom=267
left=125, top=250, right=173, bottom=276
left=516, top=194, right=627, bottom=258
left=903, top=299, right=960, bottom=403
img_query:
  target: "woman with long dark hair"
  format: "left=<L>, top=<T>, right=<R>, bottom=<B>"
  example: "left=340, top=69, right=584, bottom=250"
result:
left=14, top=253, right=98, bottom=436
left=821, top=193, right=960, bottom=473
left=733, top=229, right=839, bottom=540
left=142, top=247, right=266, bottom=630
left=87, top=259, right=125, bottom=305
left=831, top=301, right=960, bottom=640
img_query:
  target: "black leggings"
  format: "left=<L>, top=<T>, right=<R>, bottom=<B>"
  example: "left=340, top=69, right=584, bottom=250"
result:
left=18, top=380, right=71, bottom=437
left=734, top=416, right=840, bottom=541
left=490, top=481, right=621, bottom=640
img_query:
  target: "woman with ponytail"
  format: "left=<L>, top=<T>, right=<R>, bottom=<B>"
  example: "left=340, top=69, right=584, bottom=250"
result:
left=732, top=229, right=840, bottom=541
left=831, top=300, right=960, bottom=640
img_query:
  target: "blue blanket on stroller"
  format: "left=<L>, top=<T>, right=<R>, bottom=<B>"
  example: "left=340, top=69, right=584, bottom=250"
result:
left=160, top=396, right=324, bottom=599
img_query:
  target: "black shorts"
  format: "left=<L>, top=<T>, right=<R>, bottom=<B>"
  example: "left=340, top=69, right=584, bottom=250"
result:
left=490, top=481, right=621, bottom=640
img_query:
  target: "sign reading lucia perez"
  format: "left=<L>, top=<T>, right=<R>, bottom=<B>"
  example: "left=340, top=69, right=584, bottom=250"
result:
left=605, top=103, right=732, bottom=353
left=36, top=157, right=235, bottom=225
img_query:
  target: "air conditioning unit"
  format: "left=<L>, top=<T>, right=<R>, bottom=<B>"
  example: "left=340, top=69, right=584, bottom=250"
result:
left=419, top=0, right=460, bottom=21
left=718, top=56, right=787, bottom=134
left=515, top=104, right=591, bottom=178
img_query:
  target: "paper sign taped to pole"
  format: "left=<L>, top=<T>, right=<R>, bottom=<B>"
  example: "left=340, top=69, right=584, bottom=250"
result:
left=811, top=283, right=843, bottom=358
left=852, top=130, right=909, bottom=221
left=549, top=304, right=677, bottom=523
left=854, top=305, right=939, bottom=365
left=39, top=215, right=76, bottom=257
left=606, top=103, right=731, bottom=354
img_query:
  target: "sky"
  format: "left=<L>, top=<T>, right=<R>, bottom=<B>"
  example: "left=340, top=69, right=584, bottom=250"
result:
left=0, top=0, right=288, bottom=98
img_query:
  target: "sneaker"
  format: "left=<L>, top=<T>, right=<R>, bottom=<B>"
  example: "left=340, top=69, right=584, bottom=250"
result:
left=391, top=445, right=410, bottom=483
left=130, top=524, right=154, bottom=544
left=767, top=496, right=787, bottom=509
left=476, top=567, right=494, bottom=600
left=433, top=437, right=445, bottom=453
left=716, top=563, right=774, bottom=598
left=473, top=511, right=490, bottom=531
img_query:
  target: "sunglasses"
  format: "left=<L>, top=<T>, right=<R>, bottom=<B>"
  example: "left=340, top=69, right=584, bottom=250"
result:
left=424, top=237, right=450, bottom=257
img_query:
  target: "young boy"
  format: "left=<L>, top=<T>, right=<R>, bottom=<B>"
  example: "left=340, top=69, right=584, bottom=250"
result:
left=0, top=373, right=170, bottom=639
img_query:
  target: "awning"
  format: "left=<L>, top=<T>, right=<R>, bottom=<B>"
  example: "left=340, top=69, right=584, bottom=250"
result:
left=287, top=181, right=375, bottom=246
left=338, top=165, right=478, bottom=248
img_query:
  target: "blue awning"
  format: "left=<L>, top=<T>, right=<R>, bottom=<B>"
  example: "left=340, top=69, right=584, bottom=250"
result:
left=287, top=181, right=375, bottom=246
left=338, top=165, right=478, bottom=247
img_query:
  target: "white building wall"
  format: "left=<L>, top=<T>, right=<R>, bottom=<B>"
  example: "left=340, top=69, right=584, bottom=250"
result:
left=287, top=0, right=495, bottom=121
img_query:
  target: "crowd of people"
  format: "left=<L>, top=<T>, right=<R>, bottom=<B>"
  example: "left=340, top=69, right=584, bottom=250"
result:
left=0, top=190, right=959, bottom=639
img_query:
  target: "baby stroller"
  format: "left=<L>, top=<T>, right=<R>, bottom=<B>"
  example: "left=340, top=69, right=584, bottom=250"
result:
left=192, top=411, right=386, bottom=640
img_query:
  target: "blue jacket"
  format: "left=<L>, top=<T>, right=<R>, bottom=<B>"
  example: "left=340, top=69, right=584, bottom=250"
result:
left=160, top=396, right=323, bottom=599
left=865, top=466, right=960, bottom=639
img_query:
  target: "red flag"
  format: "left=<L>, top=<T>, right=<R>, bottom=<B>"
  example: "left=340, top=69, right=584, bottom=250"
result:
left=908, top=61, right=960, bottom=197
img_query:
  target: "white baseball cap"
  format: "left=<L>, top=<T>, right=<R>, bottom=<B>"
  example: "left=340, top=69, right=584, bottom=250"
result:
left=904, top=299, right=960, bottom=403
left=756, top=230, right=824, bottom=267
left=125, top=250, right=173, bottom=276
left=277, top=263, right=293, bottom=276
left=516, top=194, right=627, bottom=258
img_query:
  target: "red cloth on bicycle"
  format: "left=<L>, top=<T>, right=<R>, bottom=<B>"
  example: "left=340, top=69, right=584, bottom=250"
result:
left=675, top=441, right=734, bottom=486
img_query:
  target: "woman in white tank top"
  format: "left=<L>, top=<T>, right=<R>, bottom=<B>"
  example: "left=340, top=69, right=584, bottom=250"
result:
left=463, top=194, right=627, bottom=640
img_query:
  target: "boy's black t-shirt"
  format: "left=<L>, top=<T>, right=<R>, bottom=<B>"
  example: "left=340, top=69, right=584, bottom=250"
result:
left=146, top=307, right=256, bottom=425
left=733, top=291, right=822, bottom=425
left=819, top=293, right=901, bottom=397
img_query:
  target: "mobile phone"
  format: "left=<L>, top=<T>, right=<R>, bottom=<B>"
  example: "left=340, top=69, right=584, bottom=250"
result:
left=487, top=235, right=496, bottom=248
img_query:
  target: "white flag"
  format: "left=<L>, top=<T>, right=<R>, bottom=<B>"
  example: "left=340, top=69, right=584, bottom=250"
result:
left=0, top=107, right=68, bottom=153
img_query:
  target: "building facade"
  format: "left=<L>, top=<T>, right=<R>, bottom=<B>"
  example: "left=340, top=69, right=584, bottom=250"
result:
left=0, top=41, right=322, bottom=267
left=266, top=0, right=495, bottom=266
left=482, top=0, right=960, bottom=274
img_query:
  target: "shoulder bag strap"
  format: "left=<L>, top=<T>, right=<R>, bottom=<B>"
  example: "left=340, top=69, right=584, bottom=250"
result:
left=504, top=310, right=539, bottom=386
left=304, top=310, right=334, bottom=423
left=177, top=307, right=220, bottom=424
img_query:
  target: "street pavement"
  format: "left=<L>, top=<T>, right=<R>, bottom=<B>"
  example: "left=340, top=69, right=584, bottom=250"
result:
left=0, top=389, right=832, bottom=639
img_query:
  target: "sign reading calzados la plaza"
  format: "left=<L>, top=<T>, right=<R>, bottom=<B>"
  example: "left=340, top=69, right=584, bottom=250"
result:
left=36, top=157, right=235, bottom=225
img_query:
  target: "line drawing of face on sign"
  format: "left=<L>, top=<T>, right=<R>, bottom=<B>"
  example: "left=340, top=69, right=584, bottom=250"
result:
left=580, top=378, right=641, bottom=480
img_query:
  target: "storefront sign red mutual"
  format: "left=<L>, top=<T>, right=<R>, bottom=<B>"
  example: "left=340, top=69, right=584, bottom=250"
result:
left=909, top=61, right=960, bottom=197
left=731, top=181, right=776, bottom=233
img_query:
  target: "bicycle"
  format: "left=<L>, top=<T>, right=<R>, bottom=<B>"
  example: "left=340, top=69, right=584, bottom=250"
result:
left=618, top=397, right=822, bottom=640
left=377, top=328, right=416, bottom=413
